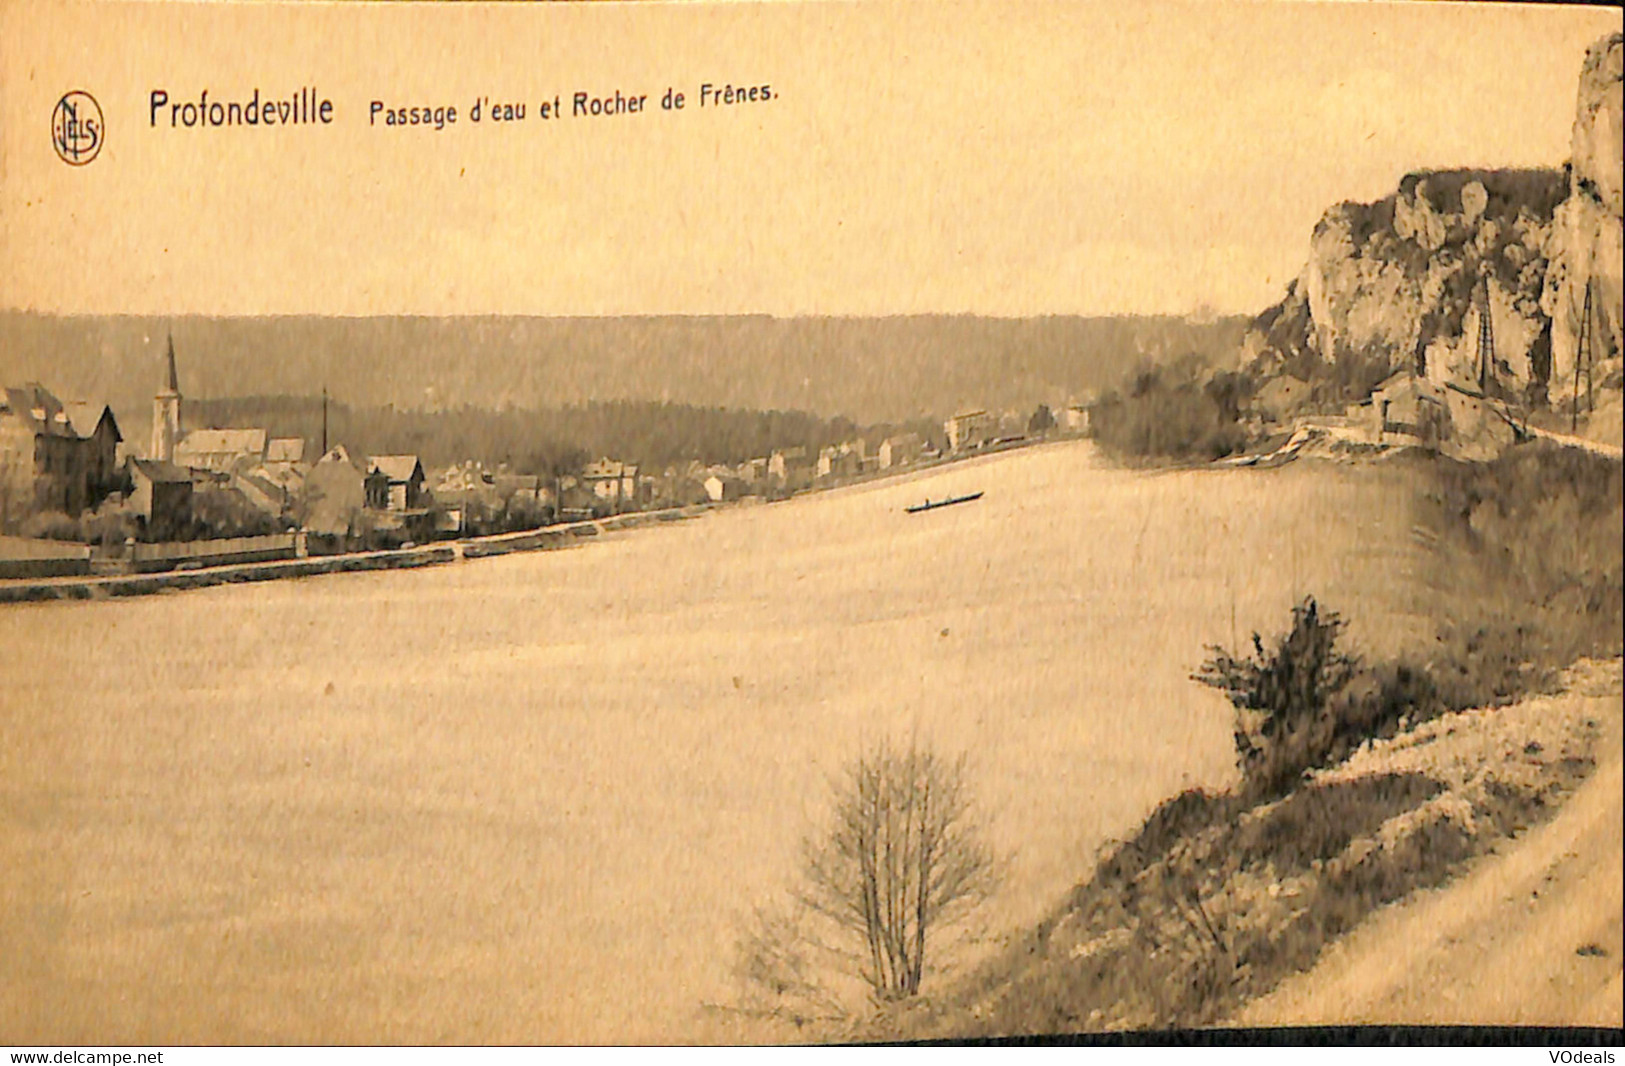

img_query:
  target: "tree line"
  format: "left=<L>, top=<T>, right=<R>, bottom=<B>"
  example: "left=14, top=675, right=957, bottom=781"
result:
left=189, top=396, right=943, bottom=472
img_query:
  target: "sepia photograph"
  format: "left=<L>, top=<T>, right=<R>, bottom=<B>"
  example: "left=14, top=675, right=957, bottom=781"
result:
left=1, top=0, right=1621, bottom=1048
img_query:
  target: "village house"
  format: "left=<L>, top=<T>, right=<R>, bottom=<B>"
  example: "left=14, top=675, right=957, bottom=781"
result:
left=944, top=410, right=995, bottom=452
left=878, top=433, right=923, bottom=469
left=0, top=383, right=123, bottom=526
left=436, top=460, right=497, bottom=494
left=648, top=465, right=704, bottom=508
left=1368, top=371, right=1448, bottom=448
left=63, top=401, right=126, bottom=502
left=220, top=438, right=309, bottom=520
left=703, top=471, right=744, bottom=502
left=816, top=441, right=867, bottom=481
left=356, top=455, right=434, bottom=546
left=254, top=456, right=308, bottom=496
left=232, top=470, right=292, bottom=520
left=767, top=446, right=806, bottom=482
left=492, top=472, right=553, bottom=528
left=1363, top=370, right=1519, bottom=462
left=174, top=428, right=269, bottom=474
left=365, top=455, right=427, bottom=512
left=302, top=445, right=366, bottom=537
left=1060, top=403, right=1091, bottom=434
left=556, top=477, right=601, bottom=518
left=492, top=472, right=542, bottom=505
left=430, top=461, right=499, bottom=534
left=128, top=458, right=193, bottom=540
left=265, top=437, right=306, bottom=467
left=815, top=446, right=837, bottom=479
left=581, top=458, right=639, bottom=510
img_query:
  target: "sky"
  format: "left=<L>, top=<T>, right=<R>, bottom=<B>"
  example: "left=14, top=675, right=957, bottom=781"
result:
left=1, top=0, right=1618, bottom=318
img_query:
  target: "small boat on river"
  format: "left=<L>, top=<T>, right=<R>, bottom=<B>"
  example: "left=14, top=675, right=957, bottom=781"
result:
left=905, top=491, right=983, bottom=514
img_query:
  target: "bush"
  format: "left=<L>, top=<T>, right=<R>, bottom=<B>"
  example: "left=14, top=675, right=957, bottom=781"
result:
left=18, top=510, right=84, bottom=542
left=1193, top=597, right=1362, bottom=798
left=177, top=485, right=281, bottom=541
left=1090, top=360, right=1250, bottom=461
left=16, top=499, right=141, bottom=546
left=81, top=501, right=140, bottom=548
left=1192, top=598, right=1467, bottom=798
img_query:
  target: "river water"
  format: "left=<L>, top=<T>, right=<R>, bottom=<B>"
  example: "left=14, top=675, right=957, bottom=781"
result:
left=0, top=441, right=1431, bottom=1042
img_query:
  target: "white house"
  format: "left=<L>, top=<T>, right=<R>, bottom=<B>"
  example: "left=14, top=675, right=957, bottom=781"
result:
left=581, top=458, right=638, bottom=507
left=944, top=410, right=994, bottom=452
left=703, top=473, right=744, bottom=502
left=1061, top=404, right=1091, bottom=434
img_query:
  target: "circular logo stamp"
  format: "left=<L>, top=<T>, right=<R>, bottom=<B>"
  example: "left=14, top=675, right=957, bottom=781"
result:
left=52, top=91, right=104, bottom=166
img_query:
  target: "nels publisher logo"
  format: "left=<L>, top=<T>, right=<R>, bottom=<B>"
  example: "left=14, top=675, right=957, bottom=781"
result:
left=52, top=90, right=104, bottom=165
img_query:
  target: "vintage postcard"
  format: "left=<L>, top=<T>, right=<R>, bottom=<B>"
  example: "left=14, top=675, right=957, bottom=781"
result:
left=1, top=0, right=1621, bottom=1048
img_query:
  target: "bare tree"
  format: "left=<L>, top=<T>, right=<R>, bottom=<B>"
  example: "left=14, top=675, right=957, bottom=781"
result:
left=798, top=741, right=1000, bottom=1001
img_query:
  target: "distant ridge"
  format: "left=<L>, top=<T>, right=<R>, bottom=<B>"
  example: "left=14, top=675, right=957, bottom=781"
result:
left=0, top=312, right=1249, bottom=435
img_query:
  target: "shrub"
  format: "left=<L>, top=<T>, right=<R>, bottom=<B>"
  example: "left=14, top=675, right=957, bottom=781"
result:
left=178, top=485, right=281, bottom=541
left=81, top=502, right=140, bottom=548
left=1193, top=597, right=1362, bottom=798
left=1090, top=360, right=1250, bottom=462
left=18, top=510, right=84, bottom=542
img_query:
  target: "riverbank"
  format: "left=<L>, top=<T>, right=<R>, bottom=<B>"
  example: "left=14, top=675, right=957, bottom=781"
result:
left=848, top=657, right=1622, bottom=1041
left=0, top=505, right=719, bottom=604
left=0, top=437, right=1054, bottom=605
left=1235, top=660, right=1623, bottom=1028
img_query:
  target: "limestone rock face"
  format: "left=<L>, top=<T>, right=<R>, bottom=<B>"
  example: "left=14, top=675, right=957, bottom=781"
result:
left=1247, top=170, right=1565, bottom=402
left=1546, top=32, right=1624, bottom=396
left=1242, top=32, right=1624, bottom=415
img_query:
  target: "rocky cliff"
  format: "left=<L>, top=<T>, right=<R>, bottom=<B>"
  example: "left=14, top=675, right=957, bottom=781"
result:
left=1242, top=32, right=1623, bottom=416
left=1545, top=32, right=1624, bottom=400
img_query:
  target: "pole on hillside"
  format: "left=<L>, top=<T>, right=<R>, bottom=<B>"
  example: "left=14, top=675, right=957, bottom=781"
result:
left=1579, top=276, right=1592, bottom=414
left=1573, top=279, right=1592, bottom=432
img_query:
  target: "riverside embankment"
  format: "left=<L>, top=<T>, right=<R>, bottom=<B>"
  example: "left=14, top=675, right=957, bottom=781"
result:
left=0, top=438, right=1051, bottom=605
left=0, top=505, right=717, bottom=604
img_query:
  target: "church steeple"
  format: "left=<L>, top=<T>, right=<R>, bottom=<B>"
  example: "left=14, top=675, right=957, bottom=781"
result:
left=151, top=332, right=182, bottom=462
left=160, top=333, right=179, bottom=396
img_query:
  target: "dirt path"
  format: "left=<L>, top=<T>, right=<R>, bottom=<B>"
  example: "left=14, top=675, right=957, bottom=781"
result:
left=1236, top=686, right=1624, bottom=1028
left=1526, top=424, right=1625, bottom=461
